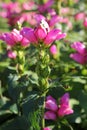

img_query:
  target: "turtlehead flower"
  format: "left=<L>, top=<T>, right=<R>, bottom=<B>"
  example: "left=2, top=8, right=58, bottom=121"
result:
left=0, top=29, right=30, bottom=47
left=70, top=53, right=86, bottom=64
left=21, top=19, right=66, bottom=47
left=44, top=93, right=74, bottom=121
left=45, top=95, right=58, bottom=111
left=70, top=42, right=87, bottom=55
left=57, top=93, right=74, bottom=117
left=0, top=29, right=30, bottom=59
left=70, top=42, right=87, bottom=64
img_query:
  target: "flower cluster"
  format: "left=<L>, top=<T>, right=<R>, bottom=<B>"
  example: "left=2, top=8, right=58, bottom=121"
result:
left=0, top=29, right=29, bottom=59
left=70, top=42, right=87, bottom=64
left=21, top=19, right=66, bottom=47
left=44, top=93, right=74, bottom=120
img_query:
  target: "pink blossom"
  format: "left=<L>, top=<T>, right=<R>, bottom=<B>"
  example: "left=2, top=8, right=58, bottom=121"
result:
left=0, top=29, right=30, bottom=47
left=58, top=105, right=74, bottom=117
left=71, top=42, right=87, bottom=55
left=38, top=0, right=54, bottom=13
left=60, top=93, right=69, bottom=106
left=48, top=15, right=61, bottom=27
left=34, top=20, right=49, bottom=40
left=45, top=93, right=74, bottom=120
left=7, top=50, right=17, bottom=59
left=50, top=45, right=57, bottom=55
left=61, top=7, right=70, bottom=15
left=11, top=29, right=22, bottom=43
left=57, top=93, right=74, bottom=117
left=43, top=127, right=51, bottom=130
left=45, top=95, right=58, bottom=111
left=75, top=12, right=85, bottom=21
left=0, top=33, right=15, bottom=46
left=44, top=111, right=57, bottom=120
left=21, top=20, right=65, bottom=46
left=21, top=37, right=30, bottom=47
left=83, top=17, right=87, bottom=28
left=20, top=27, right=38, bottom=43
left=46, top=95, right=57, bottom=103
left=70, top=42, right=87, bottom=64
left=34, top=14, right=46, bottom=23
left=70, top=53, right=86, bottom=64
left=44, top=29, right=60, bottom=45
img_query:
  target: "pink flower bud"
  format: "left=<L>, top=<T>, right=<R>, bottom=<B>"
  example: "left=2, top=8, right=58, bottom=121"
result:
left=70, top=53, right=86, bottom=64
left=71, top=42, right=87, bottom=55
left=44, top=111, right=57, bottom=120
left=50, top=45, right=57, bottom=55
left=7, top=50, right=17, bottom=59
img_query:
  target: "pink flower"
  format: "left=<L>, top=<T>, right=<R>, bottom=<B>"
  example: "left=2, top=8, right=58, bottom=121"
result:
left=70, top=42, right=87, bottom=64
left=11, top=29, right=22, bottom=43
left=44, top=93, right=74, bottom=121
left=60, top=93, right=69, bottom=106
left=71, top=42, right=87, bottom=55
left=21, top=19, right=65, bottom=46
left=38, top=0, right=54, bottom=13
left=58, top=105, right=74, bottom=117
left=34, top=20, right=49, bottom=40
left=45, top=95, right=58, bottom=111
left=20, top=27, right=38, bottom=43
left=48, top=15, right=61, bottom=27
left=21, top=37, right=30, bottom=47
left=0, top=29, right=30, bottom=47
left=0, top=33, right=15, bottom=46
left=75, top=12, right=85, bottom=21
left=43, top=127, right=51, bottom=130
left=70, top=53, right=86, bottom=64
left=7, top=50, right=17, bottom=59
left=50, top=45, right=57, bottom=55
left=44, top=111, right=57, bottom=120
left=83, top=17, right=87, bottom=28
left=44, top=29, right=61, bottom=45
left=57, top=93, right=74, bottom=117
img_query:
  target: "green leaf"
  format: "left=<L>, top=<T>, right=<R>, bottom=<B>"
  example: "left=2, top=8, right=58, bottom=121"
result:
left=0, top=116, right=29, bottom=130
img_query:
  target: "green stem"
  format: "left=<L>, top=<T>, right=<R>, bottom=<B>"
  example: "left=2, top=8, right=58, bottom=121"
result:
left=55, top=0, right=62, bottom=15
left=0, top=81, right=3, bottom=98
left=36, top=47, right=50, bottom=129
left=42, top=94, right=46, bottom=129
